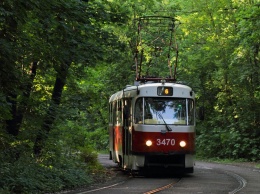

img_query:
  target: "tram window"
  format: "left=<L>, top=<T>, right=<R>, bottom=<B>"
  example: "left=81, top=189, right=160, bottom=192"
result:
left=135, top=98, right=143, bottom=124
left=123, top=99, right=131, bottom=127
left=141, top=98, right=187, bottom=125
left=112, top=101, right=117, bottom=125
left=123, top=102, right=130, bottom=118
left=188, top=99, right=194, bottom=125
left=117, top=100, right=122, bottom=124
left=109, top=103, right=112, bottom=123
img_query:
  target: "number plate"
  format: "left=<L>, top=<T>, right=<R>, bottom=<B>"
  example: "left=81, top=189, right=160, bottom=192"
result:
left=156, top=138, right=175, bottom=146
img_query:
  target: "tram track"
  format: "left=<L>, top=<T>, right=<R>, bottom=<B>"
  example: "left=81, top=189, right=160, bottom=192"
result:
left=143, top=178, right=181, bottom=194
left=197, top=163, right=248, bottom=194
left=72, top=157, right=258, bottom=194
left=77, top=181, right=126, bottom=194
left=224, top=170, right=247, bottom=194
left=76, top=174, right=181, bottom=194
left=79, top=170, right=247, bottom=194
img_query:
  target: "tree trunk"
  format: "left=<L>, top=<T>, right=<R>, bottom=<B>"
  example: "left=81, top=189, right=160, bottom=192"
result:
left=33, top=63, right=70, bottom=156
left=5, top=62, right=38, bottom=136
left=5, top=93, right=18, bottom=136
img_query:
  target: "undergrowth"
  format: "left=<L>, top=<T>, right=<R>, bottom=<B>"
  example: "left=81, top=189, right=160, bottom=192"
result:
left=0, top=147, right=105, bottom=194
left=196, top=155, right=260, bottom=168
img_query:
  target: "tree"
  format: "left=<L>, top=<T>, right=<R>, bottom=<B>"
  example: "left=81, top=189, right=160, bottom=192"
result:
left=177, top=0, right=260, bottom=160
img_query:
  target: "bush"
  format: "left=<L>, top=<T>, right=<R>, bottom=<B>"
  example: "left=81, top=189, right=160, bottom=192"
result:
left=0, top=154, right=93, bottom=194
left=79, top=146, right=98, bottom=165
left=196, top=122, right=260, bottom=162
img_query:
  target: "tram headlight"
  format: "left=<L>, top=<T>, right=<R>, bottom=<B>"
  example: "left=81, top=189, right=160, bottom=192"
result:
left=146, top=140, right=152, bottom=147
left=179, top=141, right=186, bottom=148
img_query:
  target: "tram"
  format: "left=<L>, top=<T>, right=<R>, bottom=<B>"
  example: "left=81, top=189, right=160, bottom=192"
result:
left=108, top=80, right=195, bottom=173
left=108, top=16, right=196, bottom=173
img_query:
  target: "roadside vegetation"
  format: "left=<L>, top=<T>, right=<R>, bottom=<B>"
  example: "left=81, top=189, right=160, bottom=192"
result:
left=196, top=156, right=260, bottom=169
left=0, top=0, right=259, bottom=193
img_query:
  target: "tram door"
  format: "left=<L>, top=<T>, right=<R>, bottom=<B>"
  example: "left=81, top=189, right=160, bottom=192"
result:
left=111, top=101, right=117, bottom=161
left=112, top=100, right=124, bottom=163
left=123, top=98, right=132, bottom=157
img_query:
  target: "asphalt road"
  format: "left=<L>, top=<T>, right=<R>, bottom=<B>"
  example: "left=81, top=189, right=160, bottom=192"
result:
left=71, top=154, right=260, bottom=194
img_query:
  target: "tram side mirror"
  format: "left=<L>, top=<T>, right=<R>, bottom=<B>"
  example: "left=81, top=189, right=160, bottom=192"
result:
left=198, top=106, right=205, bottom=121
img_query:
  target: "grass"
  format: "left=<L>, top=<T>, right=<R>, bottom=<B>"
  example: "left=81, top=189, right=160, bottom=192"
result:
left=196, top=156, right=260, bottom=169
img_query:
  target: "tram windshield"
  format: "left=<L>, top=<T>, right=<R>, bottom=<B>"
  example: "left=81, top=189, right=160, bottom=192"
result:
left=134, top=97, right=194, bottom=125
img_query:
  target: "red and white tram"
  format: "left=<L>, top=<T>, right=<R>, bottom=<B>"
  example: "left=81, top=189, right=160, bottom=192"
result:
left=108, top=80, right=195, bottom=173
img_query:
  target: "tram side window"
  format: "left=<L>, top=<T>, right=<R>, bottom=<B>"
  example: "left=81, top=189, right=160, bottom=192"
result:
left=112, top=101, right=117, bottom=125
left=135, top=98, right=143, bottom=124
left=109, top=103, right=112, bottom=123
left=123, top=99, right=131, bottom=127
left=117, top=100, right=122, bottom=125
left=188, top=99, right=195, bottom=125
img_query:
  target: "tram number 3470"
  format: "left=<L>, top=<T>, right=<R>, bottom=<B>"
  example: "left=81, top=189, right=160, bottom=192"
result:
left=156, top=138, right=175, bottom=146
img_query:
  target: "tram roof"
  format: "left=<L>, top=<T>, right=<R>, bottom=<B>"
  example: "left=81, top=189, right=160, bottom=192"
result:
left=109, top=82, right=194, bottom=102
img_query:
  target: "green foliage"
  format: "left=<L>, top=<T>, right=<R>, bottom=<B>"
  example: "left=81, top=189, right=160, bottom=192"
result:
left=86, top=128, right=109, bottom=151
left=175, top=0, right=260, bottom=162
left=0, top=0, right=125, bottom=193
left=78, top=146, right=99, bottom=167
left=0, top=0, right=259, bottom=193
left=0, top=153, right=93, bottom=194
left=0, top=131, right=103, bottom=193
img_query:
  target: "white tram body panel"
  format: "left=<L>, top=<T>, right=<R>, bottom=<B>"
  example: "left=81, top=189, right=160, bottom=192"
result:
left=109, top=82, right=195, bottom=173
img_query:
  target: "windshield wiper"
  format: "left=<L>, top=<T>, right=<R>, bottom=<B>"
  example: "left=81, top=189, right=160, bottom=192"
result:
left=157, top=112, right=172, bottom=132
